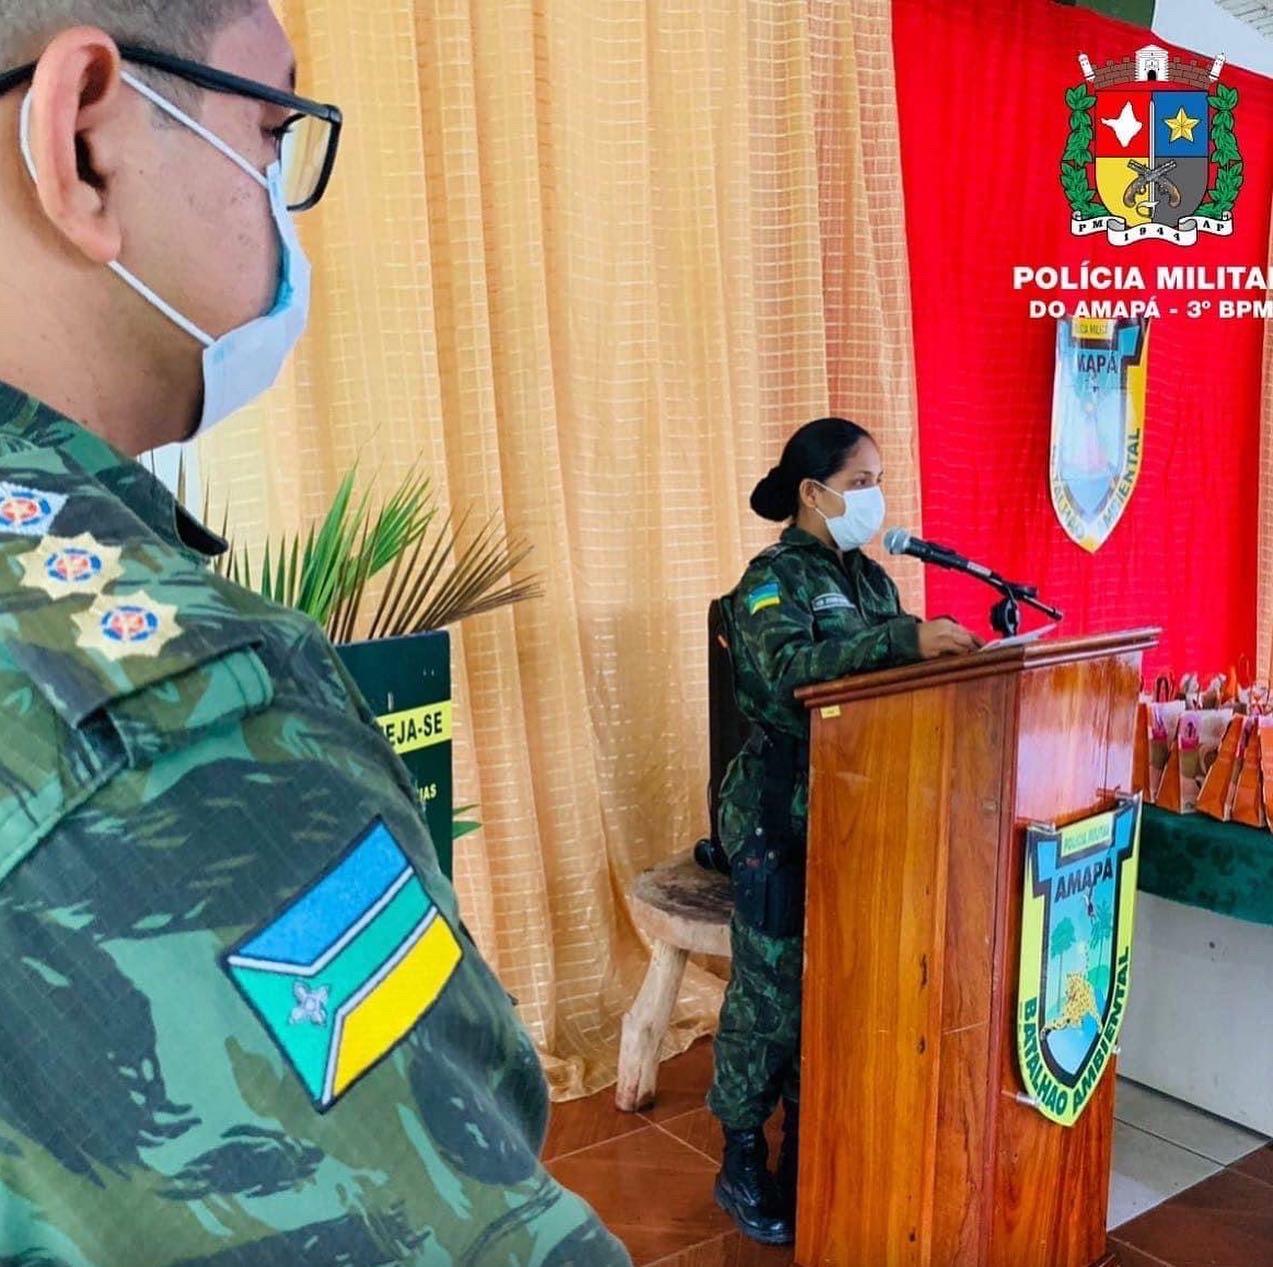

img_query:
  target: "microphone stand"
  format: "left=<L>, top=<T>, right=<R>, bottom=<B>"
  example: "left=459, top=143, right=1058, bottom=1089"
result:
left=981, top=574, right=1064, bottom=639
left=892, top=534, right=1065, bottom=639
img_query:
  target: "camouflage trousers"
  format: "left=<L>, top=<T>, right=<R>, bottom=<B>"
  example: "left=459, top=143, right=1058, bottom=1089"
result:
left=706, top=915, right=803, bottom=1131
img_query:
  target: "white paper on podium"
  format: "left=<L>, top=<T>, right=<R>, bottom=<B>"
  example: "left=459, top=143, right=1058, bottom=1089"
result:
left=981, top=623, right=1058, bottom=651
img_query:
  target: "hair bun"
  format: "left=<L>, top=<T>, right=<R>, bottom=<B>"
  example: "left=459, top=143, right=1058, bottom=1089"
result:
left=750, top=466, right=792, bottom=522
left=750, top=417, right=872, bottom=524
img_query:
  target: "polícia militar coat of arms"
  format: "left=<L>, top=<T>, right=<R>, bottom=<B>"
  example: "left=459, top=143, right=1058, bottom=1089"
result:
left=1062, top=44, right=1242, bottom=246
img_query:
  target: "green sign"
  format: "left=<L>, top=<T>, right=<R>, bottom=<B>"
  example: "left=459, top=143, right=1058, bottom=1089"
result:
left=336, top=631, right=454, bottom=879
left=1076, top=0, right=1155, bottom=26
left=1017, top=797, right=1142, bottom=1127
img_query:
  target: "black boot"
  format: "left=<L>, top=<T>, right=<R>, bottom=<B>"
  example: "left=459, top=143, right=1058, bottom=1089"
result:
left=714, top=1127, right=795, bottom=1246
left=776, top=1097, right=799, bottom=1219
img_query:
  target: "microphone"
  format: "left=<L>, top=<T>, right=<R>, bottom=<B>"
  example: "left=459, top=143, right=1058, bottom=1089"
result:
left=883, top=528, right=1063, bottom=637
left=883, top=527, right=994, bottom=581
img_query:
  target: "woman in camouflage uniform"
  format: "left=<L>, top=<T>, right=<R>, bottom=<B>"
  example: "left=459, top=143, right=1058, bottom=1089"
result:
left=707, top=418, right=980, bottom=1244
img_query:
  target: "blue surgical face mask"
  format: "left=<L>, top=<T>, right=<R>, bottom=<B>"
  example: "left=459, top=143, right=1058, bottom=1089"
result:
left=19, top=71, right=312, bottom=438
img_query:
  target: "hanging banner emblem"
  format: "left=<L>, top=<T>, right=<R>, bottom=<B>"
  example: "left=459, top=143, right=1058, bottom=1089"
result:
left=1017, top=798, right=1142, bottom=1128
left=1051, top=315, right=1148, bottom=552
left=1062, top=44, right=1241, bottom=247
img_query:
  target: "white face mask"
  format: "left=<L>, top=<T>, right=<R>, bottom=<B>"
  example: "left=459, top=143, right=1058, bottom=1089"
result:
left=814, top=481, right=886, bottom=551
left=19, top=71, right=312, bottom=438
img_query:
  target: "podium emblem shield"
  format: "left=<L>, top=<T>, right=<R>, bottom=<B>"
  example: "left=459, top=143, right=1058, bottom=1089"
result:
left=1016, top=798, right=1142, bottom=1127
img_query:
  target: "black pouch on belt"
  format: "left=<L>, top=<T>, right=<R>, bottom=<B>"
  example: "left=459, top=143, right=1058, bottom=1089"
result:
left=730, top=727, right=808, bottom=939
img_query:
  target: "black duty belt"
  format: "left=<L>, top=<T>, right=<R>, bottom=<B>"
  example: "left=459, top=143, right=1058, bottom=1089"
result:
left=731, top=724, right=809, bottom=938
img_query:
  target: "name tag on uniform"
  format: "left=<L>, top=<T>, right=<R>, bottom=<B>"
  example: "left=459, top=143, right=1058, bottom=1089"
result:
left=812, top=593, right=854, bottom=613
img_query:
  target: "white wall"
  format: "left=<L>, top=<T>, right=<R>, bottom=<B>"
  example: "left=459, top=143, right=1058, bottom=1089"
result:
left=1119, top=892, right=1273, bottom=1135
left=140, top=442, right=203, bottom=515
left=1155, top=0, right=1273, bottom=77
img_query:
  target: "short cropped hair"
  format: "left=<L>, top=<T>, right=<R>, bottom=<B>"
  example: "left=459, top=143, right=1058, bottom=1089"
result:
left=0, top=1, right=257, bottom=67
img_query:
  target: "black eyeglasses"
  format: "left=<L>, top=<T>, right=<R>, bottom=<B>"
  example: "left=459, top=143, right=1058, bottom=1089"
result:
left=0, top=44, right=342, bottom=212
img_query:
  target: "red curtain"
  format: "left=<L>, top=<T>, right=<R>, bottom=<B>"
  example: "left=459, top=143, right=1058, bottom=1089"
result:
left=894, top=0, right=1272, bottom=677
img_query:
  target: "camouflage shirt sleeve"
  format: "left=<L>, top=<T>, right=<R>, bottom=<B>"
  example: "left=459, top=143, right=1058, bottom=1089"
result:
left=0, top=450, right=631, bottom=1267
left=735, top=554, right=921, bottom=703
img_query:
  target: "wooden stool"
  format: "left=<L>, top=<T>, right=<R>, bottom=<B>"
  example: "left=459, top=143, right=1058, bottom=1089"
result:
left=615, top=849, right=733, bottom=1112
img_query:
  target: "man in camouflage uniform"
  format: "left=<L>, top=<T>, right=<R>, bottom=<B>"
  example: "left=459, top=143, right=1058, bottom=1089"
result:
left=0, top=4, right=630, bottom=1264
left=707, top=499, right=978, bottom=1244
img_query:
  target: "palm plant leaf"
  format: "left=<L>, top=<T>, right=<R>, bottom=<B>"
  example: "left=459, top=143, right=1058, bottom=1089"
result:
left=367, top=546, right=411, bottom=641
left=404, top=516, right=486, bottom=631
left=291, top=468, right=361, bottom=625
left=406, top=519, right=540, bottom=633
left=201, top=469, right=538, bottom=856
left=286, top=536, right=301, bottom=609
left=363, top=468, right=435, bottom=573
left=262, top=540, right=274, bottom=604
left=333, top=511, right=375, bottom=645
left=334, top=478, right=434, bottom=642
left=451, top=803, right=482, bottom=841
left=211, top=467, right=540, bottom=642
left=378, top=508, right=466, bottom=638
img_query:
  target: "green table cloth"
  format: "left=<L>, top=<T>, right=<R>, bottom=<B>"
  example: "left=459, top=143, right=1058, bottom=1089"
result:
left=1137, top=805, right=1273, bottom=927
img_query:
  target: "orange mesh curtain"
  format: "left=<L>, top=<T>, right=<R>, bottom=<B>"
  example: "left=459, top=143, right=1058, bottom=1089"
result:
left=201, top=0, right=920, bottom=1099
left=810, top=0, right=923, bottom=608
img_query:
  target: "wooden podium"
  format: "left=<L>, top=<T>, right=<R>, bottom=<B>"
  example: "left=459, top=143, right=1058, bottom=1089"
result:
left=794, top=630, right=1157, bottom=1267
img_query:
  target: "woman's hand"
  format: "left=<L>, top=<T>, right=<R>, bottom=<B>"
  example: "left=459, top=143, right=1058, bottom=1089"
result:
left=917, top=618, right=983, bottom=659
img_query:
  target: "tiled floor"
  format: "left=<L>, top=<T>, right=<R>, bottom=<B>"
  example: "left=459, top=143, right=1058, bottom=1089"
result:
left=545, top=1038, right=1273, bottom=1267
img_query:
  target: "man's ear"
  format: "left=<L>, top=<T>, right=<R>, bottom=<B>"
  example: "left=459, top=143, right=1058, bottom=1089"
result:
left=26, top=28, right=129, bottom=266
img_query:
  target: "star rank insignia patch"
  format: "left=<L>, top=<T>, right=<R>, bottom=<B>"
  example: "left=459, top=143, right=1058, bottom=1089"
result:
left=0, top=483, right=67, bottom=538
left=18, top=534, right=123, bottom=599
left=72, top=592, right=182, bottom=661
